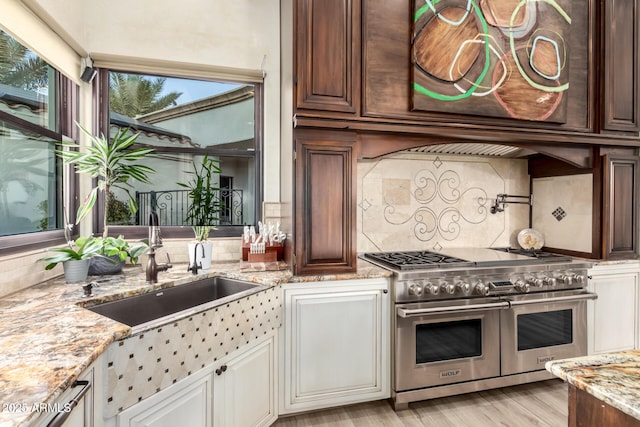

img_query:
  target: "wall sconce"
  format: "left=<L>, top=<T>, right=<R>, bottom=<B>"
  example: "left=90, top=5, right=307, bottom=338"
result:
left=80, top=57, right=97, bottom=83
left=490, top=193, right=532, bottom=214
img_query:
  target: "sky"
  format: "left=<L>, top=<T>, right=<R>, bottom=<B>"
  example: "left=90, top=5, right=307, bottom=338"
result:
left=160, top=77, right=241, bottom=104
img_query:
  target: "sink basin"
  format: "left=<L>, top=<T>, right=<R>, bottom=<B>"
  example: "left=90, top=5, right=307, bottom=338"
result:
left=87, top=276, right=263, bottom=328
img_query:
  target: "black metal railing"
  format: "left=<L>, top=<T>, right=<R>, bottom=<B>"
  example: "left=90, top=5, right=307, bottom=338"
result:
left=135, top=189, right=244, bottom=226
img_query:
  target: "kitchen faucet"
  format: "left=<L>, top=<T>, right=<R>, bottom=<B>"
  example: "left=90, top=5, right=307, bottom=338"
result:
left=146, top=210, right=172, bottom=283
left=188, top=242, right=205, bottom=275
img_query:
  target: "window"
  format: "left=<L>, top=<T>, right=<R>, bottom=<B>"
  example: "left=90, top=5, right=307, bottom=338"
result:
left=100, top=70, right=262, bottom=238
left=0, top=30, right=75, bottom=253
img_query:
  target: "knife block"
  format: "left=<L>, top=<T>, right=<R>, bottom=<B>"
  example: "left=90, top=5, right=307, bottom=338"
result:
left=242, top=235, right=284, bottom=262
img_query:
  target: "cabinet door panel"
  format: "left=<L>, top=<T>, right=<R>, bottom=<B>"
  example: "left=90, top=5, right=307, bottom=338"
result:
left=588, top=272, right=638, bottom=354
left=118, top=373, right=212, bottom=427
left=603, top=0, right=640, bottom=131
left=295, top=0, right=359, bottom=113
left=295, top=293, right=379, bottom=395
left=213, top=336, right=276, bottom=427
left=602, top=155, right=639, bottom=259
left=281, top=279, right=390, bottom=414
left=294, top=132, right=356, bottom=274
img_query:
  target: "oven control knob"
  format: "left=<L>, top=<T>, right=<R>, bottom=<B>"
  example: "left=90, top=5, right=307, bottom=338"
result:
left=543, top=276, right=557, bottom=287
left=441, top=283, right=455, bottom=295
left=527, top=277, right=544, bottom=288
left=474, top=282, right=489, bottom=296
left=560, top=274, right=574, bottom=285
left=424, top=282, right=440, bottom=296
left=407, top=282, right=424, bottom=297
left=575, top=274, right=587, bottom=285
left=455, top=281, right=470, bottom=295
left=514, top=279, right=530, bottom=293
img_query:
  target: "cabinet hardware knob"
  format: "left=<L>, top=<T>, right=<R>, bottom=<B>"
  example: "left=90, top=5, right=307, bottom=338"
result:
left=215, top=365, right=228, bottom=376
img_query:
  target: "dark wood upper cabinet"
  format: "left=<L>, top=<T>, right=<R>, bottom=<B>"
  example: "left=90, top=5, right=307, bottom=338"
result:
left=602, top=0, right=640, bottom=132
left=294, top=131, right=357, bottom=274
left=294, top=0, right=360, bottom=114
left=602, top=155, right=639, bottom=259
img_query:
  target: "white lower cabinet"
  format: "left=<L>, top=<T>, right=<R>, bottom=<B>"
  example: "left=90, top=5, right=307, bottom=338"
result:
left=35, top=354, right=101, bottom=427
left=279, top=278, right=390, bottom=414
left=118, top=370, right=213, bottom=427
left=213, top=335, right=277, bottom=427
left=587, top=262, right=640, bottom=354
left=115, top=332, right=277, bottom=427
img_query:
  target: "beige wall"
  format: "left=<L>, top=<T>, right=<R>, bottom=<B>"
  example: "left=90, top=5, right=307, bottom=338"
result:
left=0, top=0, right=284, bottom=297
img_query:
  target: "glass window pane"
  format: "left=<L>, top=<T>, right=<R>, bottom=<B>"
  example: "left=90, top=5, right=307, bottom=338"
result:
left=0, top=119, right=62, bottom=236
left=0, top=30, right=57, bottom=131
left=107, top=72, right=256, bottom=230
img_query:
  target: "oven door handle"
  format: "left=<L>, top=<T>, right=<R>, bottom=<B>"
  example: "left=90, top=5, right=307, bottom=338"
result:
left=507, top=292, right=598, bottom=307
left=397, top=301, right=510, bottom=317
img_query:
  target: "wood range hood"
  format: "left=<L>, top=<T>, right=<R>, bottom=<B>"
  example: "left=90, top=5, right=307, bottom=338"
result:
left=354, top=132, right=605, bottom=170
left=291, top=0, right=640, bottom=274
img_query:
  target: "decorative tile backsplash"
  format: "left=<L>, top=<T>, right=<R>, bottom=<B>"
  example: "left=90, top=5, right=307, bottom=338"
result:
left=532, top=174, right=593, bottom=253
left=357, top=153, right=530, bottom=252
left=103, top=286, right=282, bottom=417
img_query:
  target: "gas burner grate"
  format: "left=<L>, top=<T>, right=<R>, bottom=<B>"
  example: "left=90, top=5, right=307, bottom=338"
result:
left=491, top=247, right=571, bottom=263
left=363, top=251, right=473, bottom=271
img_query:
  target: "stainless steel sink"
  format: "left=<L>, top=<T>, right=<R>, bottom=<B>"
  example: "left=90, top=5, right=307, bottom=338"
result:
left=87, top=276, right=264, bottom=329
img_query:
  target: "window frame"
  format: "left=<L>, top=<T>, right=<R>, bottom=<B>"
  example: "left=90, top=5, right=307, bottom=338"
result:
left=0, top=73, right=78, bottom=256
left=95, top=67, right=264, bottom=240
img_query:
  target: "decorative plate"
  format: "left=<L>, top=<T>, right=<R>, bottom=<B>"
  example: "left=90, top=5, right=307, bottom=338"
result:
left=517, top=228, right=544, bottom=250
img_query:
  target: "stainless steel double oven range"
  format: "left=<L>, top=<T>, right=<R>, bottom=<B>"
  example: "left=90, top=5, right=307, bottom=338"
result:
left=363, top=247, right=596, bottom=410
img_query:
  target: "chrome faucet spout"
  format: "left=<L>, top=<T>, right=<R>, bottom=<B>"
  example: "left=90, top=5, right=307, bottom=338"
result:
left=188, top=242, right=205, bottom=275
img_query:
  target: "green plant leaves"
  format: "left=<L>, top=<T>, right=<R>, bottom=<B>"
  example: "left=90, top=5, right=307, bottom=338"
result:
left=56, top=122, right=156, bottom=233
left=38, top=235, right=103, bottom=269
left=177, top=154, right=223, bottom=230
left=76, top=188, right=98, bottom=222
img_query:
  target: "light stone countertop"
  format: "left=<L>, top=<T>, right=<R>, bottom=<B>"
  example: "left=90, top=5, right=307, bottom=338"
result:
left=0, top=259, right=389, bottom=427
left=546, top=350, right=640, bottom=421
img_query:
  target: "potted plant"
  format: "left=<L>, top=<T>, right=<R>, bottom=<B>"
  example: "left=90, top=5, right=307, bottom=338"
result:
left=38, top=221, right=102, bottom=283
left=57, top=123, right=156, bottom=274
left=177, top=155, right=223, bottom=271
left=87, top=235, right=149, bottom=275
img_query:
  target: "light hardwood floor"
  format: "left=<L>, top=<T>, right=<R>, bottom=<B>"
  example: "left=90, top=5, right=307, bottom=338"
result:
left=274, top=379, right=568, bottom=426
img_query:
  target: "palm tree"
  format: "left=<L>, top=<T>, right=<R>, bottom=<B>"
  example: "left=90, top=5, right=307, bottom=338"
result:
left=0, top=30, right=48, bottom=90
left=109, top=73, right=182, bottom=117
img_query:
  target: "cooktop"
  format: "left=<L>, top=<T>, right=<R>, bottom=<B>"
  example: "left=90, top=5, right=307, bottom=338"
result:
left=363, top=247, right=572, bottom=271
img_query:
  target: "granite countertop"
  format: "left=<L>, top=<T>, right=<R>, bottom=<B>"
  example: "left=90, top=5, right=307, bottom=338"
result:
left=0, top=259, right=389, bottom=427
left=546, top=350, right=640, bottom=421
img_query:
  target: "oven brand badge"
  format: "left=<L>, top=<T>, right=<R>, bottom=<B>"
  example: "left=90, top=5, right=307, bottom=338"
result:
left=538, top=356, right=555, bottom=364
left=439, top=369, right=462, bottom=378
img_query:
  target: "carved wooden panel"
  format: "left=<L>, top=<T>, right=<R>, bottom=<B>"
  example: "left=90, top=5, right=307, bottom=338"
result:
left=294, top=131, right=357, bottom=274
left=411, top=0, right=571, bottom=123
left=362, top=0, right=592, bottom=131
left=602, top=0, right=640, bottom=132
left=295, top=0, right=359, bottom=113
